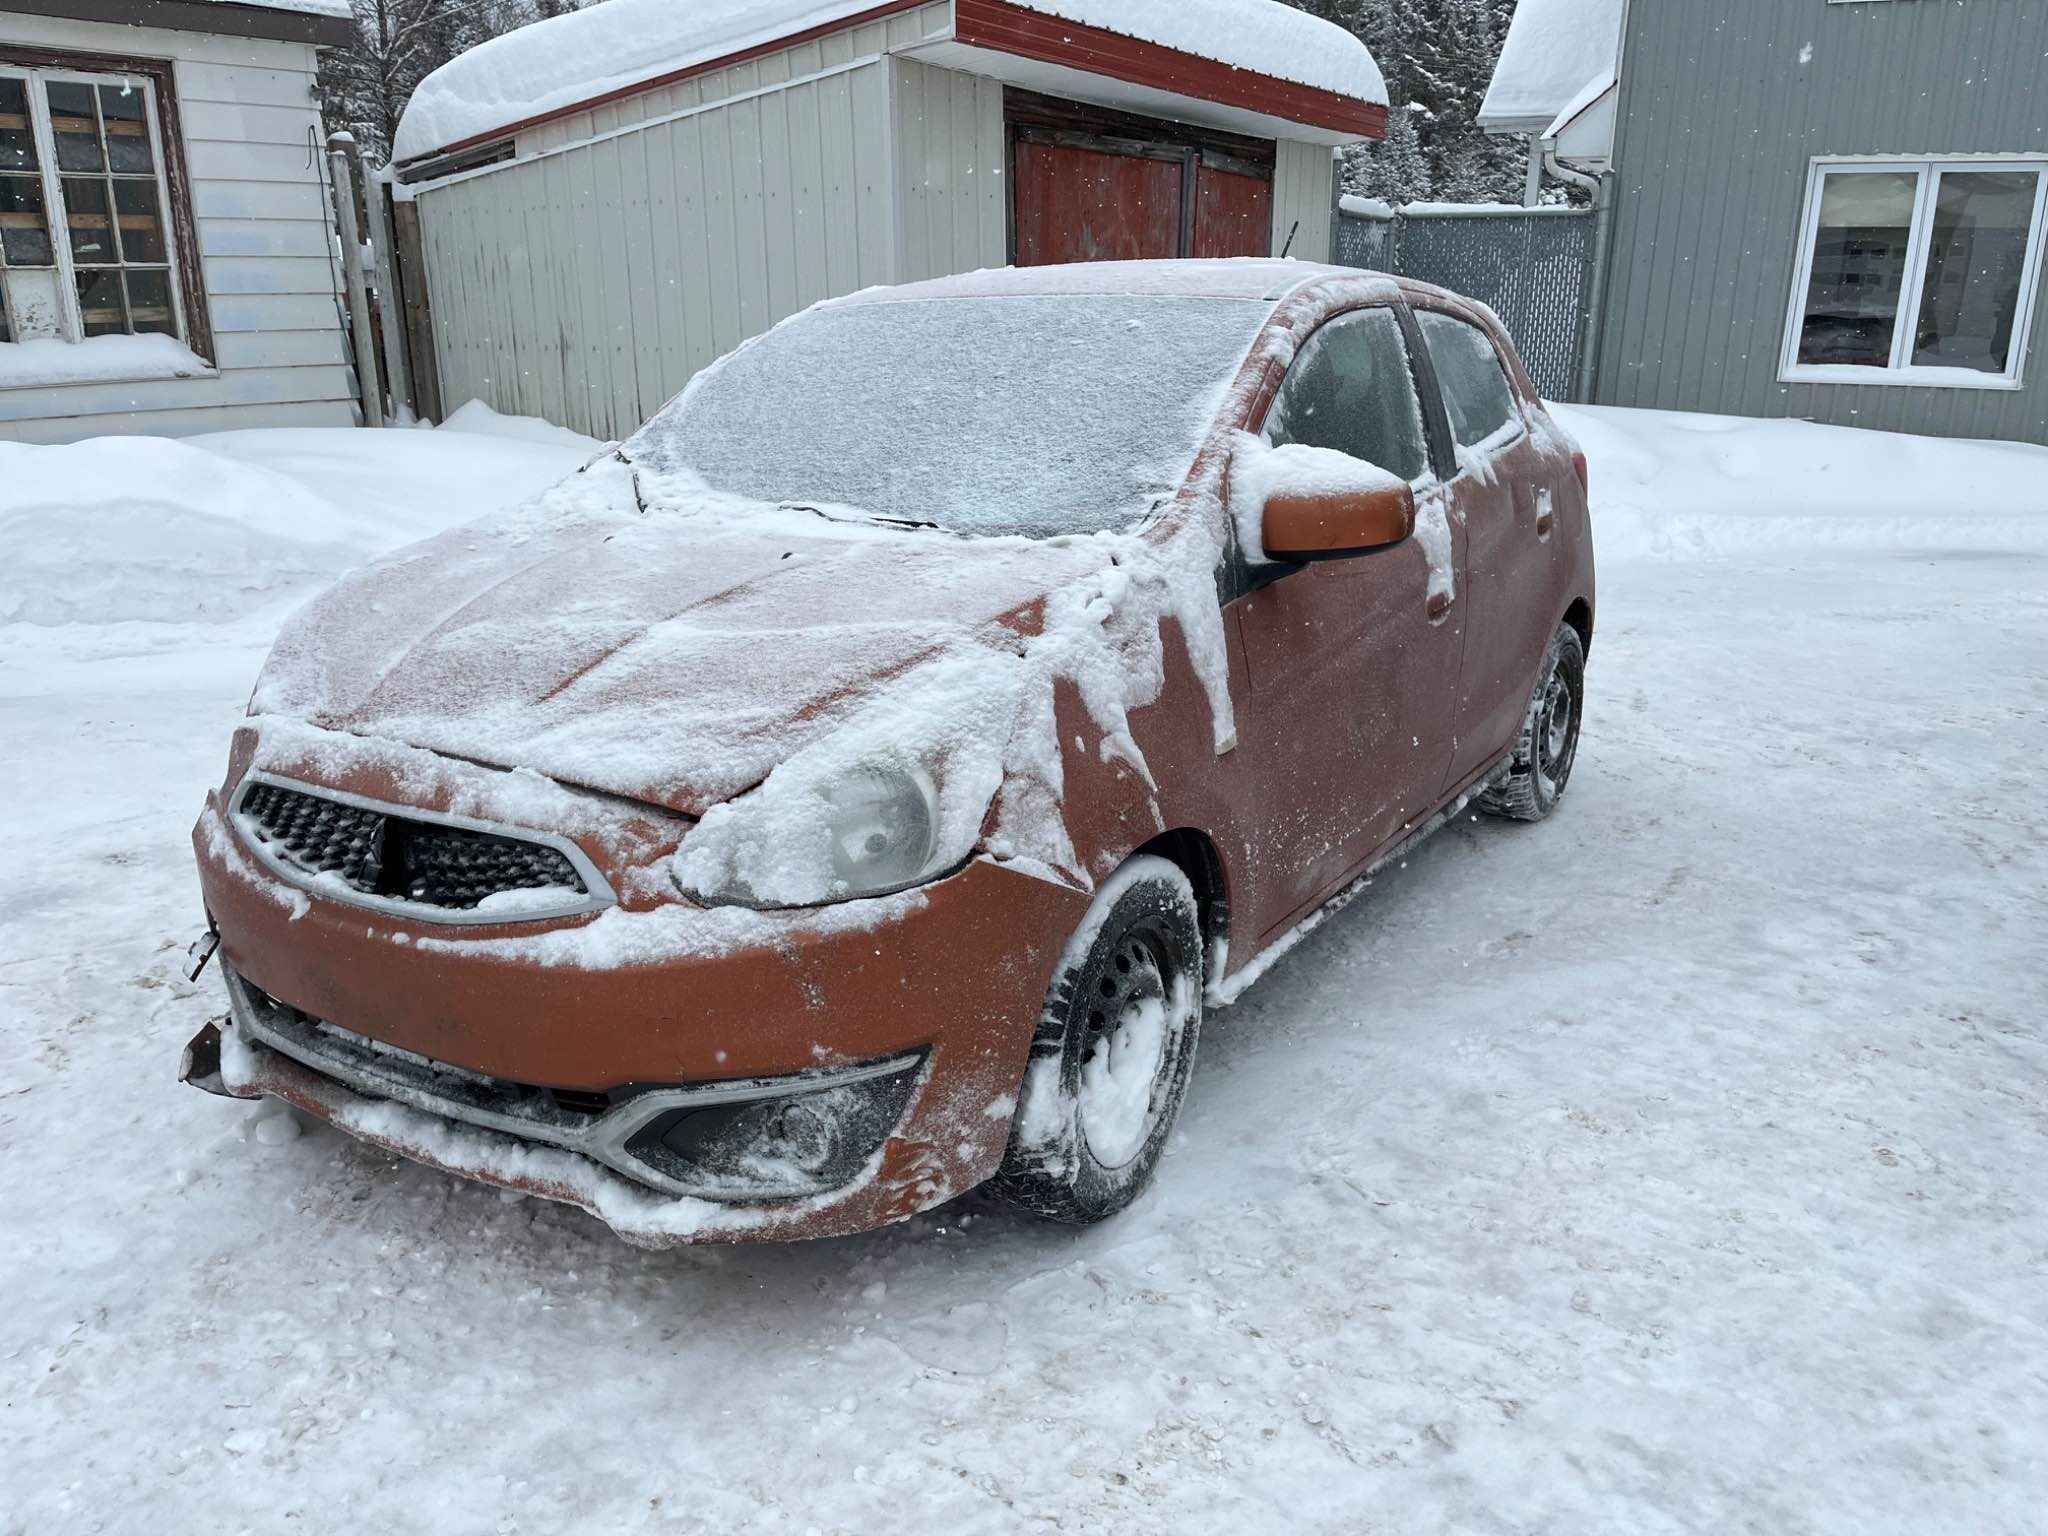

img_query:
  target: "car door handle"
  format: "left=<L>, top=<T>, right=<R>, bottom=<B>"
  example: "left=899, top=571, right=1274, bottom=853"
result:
left=1427, top=590, right=1453, bottom=623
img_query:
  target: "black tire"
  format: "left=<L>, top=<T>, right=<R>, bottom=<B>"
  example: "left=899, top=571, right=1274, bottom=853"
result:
left=1478, top=623, right=1586, bottom=823
left=993, top=855, right=1203, bottom=1225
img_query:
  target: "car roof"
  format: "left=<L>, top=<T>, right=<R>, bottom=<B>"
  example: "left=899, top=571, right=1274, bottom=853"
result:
left=825, top=258, right=1404, bottom=309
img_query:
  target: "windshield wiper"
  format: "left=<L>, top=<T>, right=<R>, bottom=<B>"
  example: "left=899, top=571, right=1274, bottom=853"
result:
left=784, top=502, right=942, bottom=533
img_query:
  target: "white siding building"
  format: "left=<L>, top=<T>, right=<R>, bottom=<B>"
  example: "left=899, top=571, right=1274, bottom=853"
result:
left=393, top=0, right=1389, bottom=441
left=0, top=0, right=355, bottom=442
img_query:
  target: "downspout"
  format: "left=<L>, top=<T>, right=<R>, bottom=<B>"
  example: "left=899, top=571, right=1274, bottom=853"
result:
left=1564, top=0, right=1633, bottom=402
left=1543, top=139, right=1600, bottom=199
left=1544, top=140, right=1617, bottom=404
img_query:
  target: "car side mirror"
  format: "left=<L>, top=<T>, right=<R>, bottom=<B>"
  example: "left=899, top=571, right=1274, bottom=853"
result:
left=1234, top=439, right=1417, bottom=563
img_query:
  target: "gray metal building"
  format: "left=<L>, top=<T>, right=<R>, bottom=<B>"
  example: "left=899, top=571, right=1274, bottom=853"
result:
left=1591, top=0, right=2048, bottom=443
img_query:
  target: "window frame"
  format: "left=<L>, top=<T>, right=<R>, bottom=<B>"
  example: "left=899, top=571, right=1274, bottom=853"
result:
left=1256, top=300, right=1438, bottom=488
left=0, top=43, right=210, bottom=369
left=1779, top=154, right=2048, bottom=392
left=1408, top=304, right=1529, bottom=468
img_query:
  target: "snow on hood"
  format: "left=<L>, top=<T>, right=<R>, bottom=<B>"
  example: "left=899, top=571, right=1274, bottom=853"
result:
left=249, top=459, right=1135, bottom=822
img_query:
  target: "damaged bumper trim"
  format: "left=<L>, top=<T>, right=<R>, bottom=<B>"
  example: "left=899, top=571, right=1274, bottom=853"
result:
left=215, top=966, right=922, bottom=1203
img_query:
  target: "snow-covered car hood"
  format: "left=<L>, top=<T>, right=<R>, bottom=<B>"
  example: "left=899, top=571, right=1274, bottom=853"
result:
left=249, top=462, right=1121, bottom=819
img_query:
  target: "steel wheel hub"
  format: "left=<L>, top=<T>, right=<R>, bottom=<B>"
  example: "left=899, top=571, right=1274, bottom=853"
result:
left=1535, top=660, right=1578, bottom=792
left=1078, top=935, right=1173, bottom=1170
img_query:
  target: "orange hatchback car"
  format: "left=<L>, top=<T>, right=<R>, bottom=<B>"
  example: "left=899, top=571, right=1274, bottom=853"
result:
left=182, top=260, right=1593, bottom=1246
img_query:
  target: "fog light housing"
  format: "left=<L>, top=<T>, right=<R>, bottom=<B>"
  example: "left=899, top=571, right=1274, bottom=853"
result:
left=623, top=1059, right=924, bottom=1201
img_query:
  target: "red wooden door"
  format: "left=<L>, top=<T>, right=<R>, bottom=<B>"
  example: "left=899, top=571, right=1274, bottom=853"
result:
left=1190, top=162, right=1274, bottom=259
left=1012, top=137, right=1186, bottom=266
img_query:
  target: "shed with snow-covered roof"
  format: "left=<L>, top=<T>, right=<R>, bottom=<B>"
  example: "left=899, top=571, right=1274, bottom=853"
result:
left=389, top=0, right=1388, bottom=440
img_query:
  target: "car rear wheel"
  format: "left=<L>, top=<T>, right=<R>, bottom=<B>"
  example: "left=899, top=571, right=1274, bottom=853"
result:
left=993, top=856, right=1203, bottom=1225
left=1478, top=623, right=1586, bottom=823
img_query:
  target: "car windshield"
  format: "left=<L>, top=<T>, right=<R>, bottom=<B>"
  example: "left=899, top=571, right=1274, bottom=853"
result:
left=628, top=295, right=1271, bottom=539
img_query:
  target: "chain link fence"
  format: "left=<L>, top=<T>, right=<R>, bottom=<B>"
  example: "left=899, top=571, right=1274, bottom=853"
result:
left=1335, top=204, right=1598, bottom=401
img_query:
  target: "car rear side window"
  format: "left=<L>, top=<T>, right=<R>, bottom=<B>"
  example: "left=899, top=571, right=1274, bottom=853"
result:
left=1417, top=310, right=1523, bottom=451
left=1264, top=307, right=1430, bottom=484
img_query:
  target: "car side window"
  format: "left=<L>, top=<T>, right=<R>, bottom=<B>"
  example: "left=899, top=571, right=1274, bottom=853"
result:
left=1416, top=310, right=1523, bottom=452
left=1264, top=307, right=1430, bottom=485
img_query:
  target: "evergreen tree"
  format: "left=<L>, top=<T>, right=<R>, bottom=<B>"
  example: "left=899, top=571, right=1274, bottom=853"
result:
left=319, top=0, right=602, bottom=161
left=1285, top=0, right=1531, bottom=205
left=1340, top=105, right=1433, bottom=205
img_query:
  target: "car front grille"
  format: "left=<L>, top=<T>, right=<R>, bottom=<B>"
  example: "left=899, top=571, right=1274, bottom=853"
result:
left=236, top=779, right=588, bottom=913
left=239, top=779, right=385, bottom=891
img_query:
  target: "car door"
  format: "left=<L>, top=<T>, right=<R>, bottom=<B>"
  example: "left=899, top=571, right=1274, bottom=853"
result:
left=1412, top=308, right=1548, bottom=786
left=1231, top=305, right=1466, bottom=926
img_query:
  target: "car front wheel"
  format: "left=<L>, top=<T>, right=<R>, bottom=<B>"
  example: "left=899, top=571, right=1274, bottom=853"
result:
left=1479, top=622, right=1586, bottom=822
left=993, top=855, right=1203, bottom=1225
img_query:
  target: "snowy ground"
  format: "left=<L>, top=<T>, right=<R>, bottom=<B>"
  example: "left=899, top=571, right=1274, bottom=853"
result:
left=4, top=405, right=2045, bottom=1534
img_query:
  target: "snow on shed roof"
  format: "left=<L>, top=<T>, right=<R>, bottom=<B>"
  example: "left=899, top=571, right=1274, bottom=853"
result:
left=198, top=0, right=353, bottom=18
left=394, top=0, right=1387, bottom=165
left=1477, top=0, right=1625, bottom=133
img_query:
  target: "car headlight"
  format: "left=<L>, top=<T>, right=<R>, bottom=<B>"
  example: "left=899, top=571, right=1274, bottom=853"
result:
left=675, top=760, right=948, bottom=908
left=824, top=763, right=936, bottom=896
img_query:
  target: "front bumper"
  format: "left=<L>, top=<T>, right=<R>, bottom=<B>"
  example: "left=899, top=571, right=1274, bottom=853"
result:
left=188, top=751, right=1090, bottom=1245
left=216, top=966, right=924, bottom=1201
left=185, top=999, right=938, bottom=1248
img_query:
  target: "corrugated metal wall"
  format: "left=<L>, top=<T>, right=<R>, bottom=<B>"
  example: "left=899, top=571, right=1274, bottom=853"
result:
left=892, top=58, right=1007, bottom=282
left=414, top=8, right=951, bottom=440
left=1271, top=139, right=1335, bottom=263
left=419, top=58, right=895, bottom=440
left=1597, top=0, right=2048, bottom=442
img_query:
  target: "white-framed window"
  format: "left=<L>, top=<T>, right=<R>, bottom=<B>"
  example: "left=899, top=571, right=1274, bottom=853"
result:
left=1781, top=156, right=2048, bottom=390
left=0, top=62, right=195, bottom=351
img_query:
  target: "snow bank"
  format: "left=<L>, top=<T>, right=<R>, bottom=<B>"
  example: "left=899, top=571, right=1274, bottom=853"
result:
left=438, top=398, right=606, bottom=450
left=1478, top=0, right=1626, bottom=131
left=1553, top=404, right=2048, bottom=562
left=0, top=437, right=384, bottom=628
left=0, top=412, right=599, bottom=630
left=394, top=0, right=1384, bottom=164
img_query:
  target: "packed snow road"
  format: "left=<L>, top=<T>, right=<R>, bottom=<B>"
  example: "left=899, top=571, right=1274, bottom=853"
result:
left=3, top=407, right=2045, bottom=1534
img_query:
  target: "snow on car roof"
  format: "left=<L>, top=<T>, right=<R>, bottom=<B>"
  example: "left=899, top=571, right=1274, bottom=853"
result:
left=826, top=259, right=1366, bottom=307
left=1477, top=0, right=1626, bottom=132
left=394, top=0, right=1387, bottom=164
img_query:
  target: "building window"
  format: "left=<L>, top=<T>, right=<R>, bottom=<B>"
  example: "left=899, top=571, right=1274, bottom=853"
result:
left=0, top=60, right=200, bottom=356
left=1783, top=157, right=2048, bottom=389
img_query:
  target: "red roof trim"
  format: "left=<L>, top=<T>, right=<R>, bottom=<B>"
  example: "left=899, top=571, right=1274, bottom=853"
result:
left=399, top=0, right=931, bottom=170
left=953, top=0, right=1387, bottom=141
